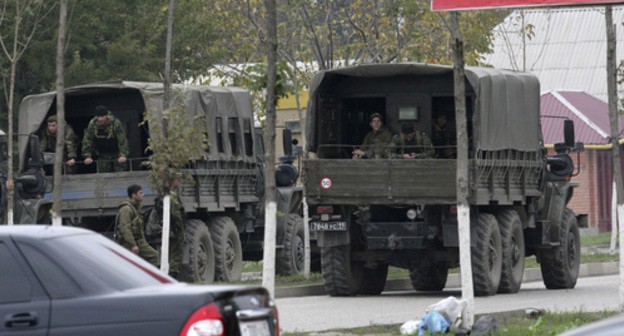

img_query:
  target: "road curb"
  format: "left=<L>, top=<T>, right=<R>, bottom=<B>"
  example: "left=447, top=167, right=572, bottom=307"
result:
left=274, top=262, right=619, bottom=298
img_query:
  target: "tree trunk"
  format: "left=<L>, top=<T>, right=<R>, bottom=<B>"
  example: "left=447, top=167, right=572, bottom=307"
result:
left=163, top=0, right=175, bottom=112
left=52, top=0, right=68, bottom=227
left=262, top=0, right=278, bottom=298
left=160, top=0, right=176, bottom=271
left=450, top=11, right=474, bottom=328
left=605, top=5, right=624, bottom=312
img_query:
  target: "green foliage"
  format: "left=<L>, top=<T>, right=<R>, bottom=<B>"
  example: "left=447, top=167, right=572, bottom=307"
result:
left=141, top=91, right=208, bottom=194
left=210, top=60, right=297, bottom=123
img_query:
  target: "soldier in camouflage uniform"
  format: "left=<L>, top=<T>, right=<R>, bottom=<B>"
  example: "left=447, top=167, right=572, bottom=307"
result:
left=352, top=113, right=393, bottom=159
left=167, top=177, right=185, bottom=279
left=39, top=115, right=77, bottom=174
left=116, top=184, right=159, bottom=266
left=431, top=113, right=456, bottom=159
left=387, top=123, right=435, bottom=159
left=82, top=105, right=129, bottom=172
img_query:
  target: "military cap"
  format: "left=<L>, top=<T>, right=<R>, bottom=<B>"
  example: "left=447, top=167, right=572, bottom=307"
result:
left=370, top=113, right=383, bottom=121
left=95, top=105, right=109, bottom=116
left=47, top=115, right=57, bottom=123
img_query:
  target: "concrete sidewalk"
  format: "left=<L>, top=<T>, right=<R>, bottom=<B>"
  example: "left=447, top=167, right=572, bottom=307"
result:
left=274, top=261, right=619, bottom=298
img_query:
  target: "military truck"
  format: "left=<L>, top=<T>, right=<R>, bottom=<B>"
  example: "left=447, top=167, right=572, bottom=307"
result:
left=9, top=81, right=309, bottom=282
left=303, top=63, right=583, bottom=296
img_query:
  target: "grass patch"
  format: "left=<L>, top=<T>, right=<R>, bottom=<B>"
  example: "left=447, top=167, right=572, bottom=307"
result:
left=581, top=232, right=612, bottom=247
left=282, top=310, right=618, bottom=336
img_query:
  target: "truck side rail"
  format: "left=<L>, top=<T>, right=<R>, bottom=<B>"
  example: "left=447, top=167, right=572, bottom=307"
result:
left=304, top=148, right=544, bottom=206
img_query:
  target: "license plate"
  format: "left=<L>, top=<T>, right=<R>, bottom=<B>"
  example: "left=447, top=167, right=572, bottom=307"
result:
left=310, top=221, right=347, bottom=231
left=239, top=320, right=271, bottom=336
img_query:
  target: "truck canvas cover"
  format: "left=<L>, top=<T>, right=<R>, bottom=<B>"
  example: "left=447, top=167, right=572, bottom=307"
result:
left=18, top=81, right=254, bottom=168
left=306, top=63, right=542, bottom=153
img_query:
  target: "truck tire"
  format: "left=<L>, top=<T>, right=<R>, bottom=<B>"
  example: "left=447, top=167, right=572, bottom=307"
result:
left=276, top=213, right=304, bottom=275
left=321, top=245, right=364, bottom=296
left=472, top=213, right=503, bottom=296
left=496, top=209, right=525, bottom=294
left=538, top=208, right=580, bottom=289
left=183, top=219, right=215, bottom=283
left=210, top=216, right=243, bottom=282
left=409, top=255, right=449, bottom=291
left=360, top=263, right=389, bottom=295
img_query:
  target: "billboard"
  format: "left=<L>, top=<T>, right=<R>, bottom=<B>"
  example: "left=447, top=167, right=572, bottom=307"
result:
left=432, top=0, right=624, bottom=10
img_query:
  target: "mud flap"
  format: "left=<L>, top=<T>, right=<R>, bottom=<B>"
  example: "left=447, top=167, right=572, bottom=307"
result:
left=317, top=230, right=350, bottom=248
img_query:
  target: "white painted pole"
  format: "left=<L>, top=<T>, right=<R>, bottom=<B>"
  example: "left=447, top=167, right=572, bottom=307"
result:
left=160, top=195, right=171, bottom=274
left=611, top=180, right=618, bottom=254
left=303, top=196, right=310, bottom=279
left=262, top=201, right=277, bottom=298
left=457, top=204, right=474, bottom=328
left=618, top=202, right=624, bottom=311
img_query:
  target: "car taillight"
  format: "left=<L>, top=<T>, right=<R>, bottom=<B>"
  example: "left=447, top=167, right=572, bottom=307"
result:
left=179, top=303, right=224, bottom=336
left=274, top=303, right=280, bottom=336
left=450, top=206, right=457, bottom=215
left=316, top=205, right=333, bottom=214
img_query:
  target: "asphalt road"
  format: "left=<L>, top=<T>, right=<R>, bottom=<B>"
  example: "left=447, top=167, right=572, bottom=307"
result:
left=276, top=274, right=622, bottom=333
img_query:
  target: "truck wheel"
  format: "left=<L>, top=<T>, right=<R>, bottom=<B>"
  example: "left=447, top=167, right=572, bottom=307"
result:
left=409, top=256, right=449, bottom=291
left=210, top=216, right=243, bottom=282
left=538, top=208, right=580, bottom=289
left=321, top=245, right=363, bottom=296
left=472, top=213, right=503, bottom=296
left=276, top=213, right=304, bottom=275
left=496, top=209, right=525, bottom=294
left=360, top=263, right=389, bottom=295
left=183, top=219, right=215, bottom=283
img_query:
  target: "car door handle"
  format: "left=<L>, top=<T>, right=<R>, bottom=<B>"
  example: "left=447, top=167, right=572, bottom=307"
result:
left=5, top=312, right=38, bottom=328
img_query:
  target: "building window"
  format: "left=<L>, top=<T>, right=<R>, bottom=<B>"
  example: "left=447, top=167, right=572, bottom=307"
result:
left=285, top=120, right=301, bottom=133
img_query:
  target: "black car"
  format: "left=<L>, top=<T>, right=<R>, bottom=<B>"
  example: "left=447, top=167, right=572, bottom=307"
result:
left=0, top=225, right=279, bottom=336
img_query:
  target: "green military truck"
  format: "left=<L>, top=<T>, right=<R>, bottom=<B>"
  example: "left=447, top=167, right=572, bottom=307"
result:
left=303, top=63, right=583, bottom=296
left=7, top=81, right=309, bottom=282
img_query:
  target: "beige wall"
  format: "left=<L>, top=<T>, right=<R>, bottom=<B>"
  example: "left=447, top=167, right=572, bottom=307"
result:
left=275, top=92, right=307, bottom=160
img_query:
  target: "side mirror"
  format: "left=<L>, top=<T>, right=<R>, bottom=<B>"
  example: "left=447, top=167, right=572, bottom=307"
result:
left=282, top=128, right=293, bottom=156
left=564, top=119, right=575, bottom=148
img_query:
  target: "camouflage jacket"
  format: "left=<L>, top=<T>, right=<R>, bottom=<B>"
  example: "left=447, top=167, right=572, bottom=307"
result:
left=82, top=113, right=129, bottom=158
left=116, top=200, right=145, bottom=248
left=39, top=124, right=77, bottom=159
left=361, top=127, right=393, bottom=159
left=387, top=131, right=435, bottom=159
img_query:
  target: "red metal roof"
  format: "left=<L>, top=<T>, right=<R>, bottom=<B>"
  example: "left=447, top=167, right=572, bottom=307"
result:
left=540, top=90, right=624, bottom=145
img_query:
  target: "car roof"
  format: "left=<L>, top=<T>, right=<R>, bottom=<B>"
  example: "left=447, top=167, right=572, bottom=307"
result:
left=0, top=225, right=93, bottom=239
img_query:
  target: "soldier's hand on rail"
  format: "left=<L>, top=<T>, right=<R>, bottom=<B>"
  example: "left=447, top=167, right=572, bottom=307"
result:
left=118, top=155, right=127, bottom=163
left=84, top=157, right=94, bottom=165
left=352, top=148, right=365, bottom=159
left=131, top=245, right=139, bottom=254
left=66, top=159, right=76, bottom=166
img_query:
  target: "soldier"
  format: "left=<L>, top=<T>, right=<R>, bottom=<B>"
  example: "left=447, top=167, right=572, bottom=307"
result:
left=167, top=176, right=185, bottom=279
left=352, top=113, right=393, bottom=159
left=388, top=123, right=435, bottom=159
left=116, top=184, right=159, bottom=266
left=82, top=105, right=129, bottom=172
left=39, top=115, right=77, bottom=173
left=431, top=113, right=456, bottom=159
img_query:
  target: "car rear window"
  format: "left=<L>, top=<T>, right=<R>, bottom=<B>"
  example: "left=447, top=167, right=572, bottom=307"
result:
left=35, top=233, right=173, bottom=291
